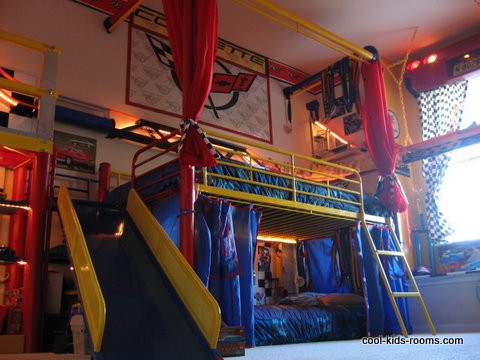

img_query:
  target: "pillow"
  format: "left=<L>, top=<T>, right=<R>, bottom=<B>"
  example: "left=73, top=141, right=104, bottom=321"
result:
left=277, top=292, right=323, bottom=306
left=277, top=292, right=365, bottom=306
left=317, top=293, right=365, bottom=306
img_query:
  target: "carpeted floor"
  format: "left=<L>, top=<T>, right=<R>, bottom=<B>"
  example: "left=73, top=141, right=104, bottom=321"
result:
left=228, top=333, right=480, bottom=360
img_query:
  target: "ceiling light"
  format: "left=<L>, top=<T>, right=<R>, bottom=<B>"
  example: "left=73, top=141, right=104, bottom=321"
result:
left=0, top=89, right=19, bottom=107
left=257, top=236, right=297, bottom=244
left=424, top=53, right=438, bottom=64
left=407, top=60, right=421, bottom=71
left=314, top=121, right=349, bottom=144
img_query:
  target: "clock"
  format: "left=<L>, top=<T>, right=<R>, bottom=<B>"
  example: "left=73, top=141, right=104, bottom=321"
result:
left=389, top=109, right=400, bottom=139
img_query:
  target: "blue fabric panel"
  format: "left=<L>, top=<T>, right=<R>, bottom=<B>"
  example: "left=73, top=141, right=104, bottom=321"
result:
left=358, top=226, right=385, bottom=336
left=209, top=276, right=242, bottom=327
left=232, top=205, right=259, bottom=347
left=149, top=192, right=180, bottom=248
left=197, top=198, right=242, bottom=327
left=357, top=225, right=385, bottom=336
left=305, top=238, right=349, bottom=293
left=359, top=225, right=412, bottom=335
left=350, top=225, right=372, bottom=335
left=194, top=200, right=212, bottom=286
left=377, top=227, right=412, bottom=334
left=202, top=200, right=240, bottom=278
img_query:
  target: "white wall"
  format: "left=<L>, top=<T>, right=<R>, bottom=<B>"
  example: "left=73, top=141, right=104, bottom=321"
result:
left=0, top=0, right=315, bottom=176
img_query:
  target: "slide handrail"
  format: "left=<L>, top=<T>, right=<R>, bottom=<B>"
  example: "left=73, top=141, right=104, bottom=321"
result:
left=126, top=188, right=221, bottom=349
left=57, top=182, right=106, bottom=352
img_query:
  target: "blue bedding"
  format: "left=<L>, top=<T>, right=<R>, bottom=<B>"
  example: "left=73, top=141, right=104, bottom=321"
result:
left=105, top=158, right=390, bottom=217
left=208, top=159, right=390, bottom=217
left=254, top=303, right=366, bottom=346
left=209, top=161, right=357, bottom=211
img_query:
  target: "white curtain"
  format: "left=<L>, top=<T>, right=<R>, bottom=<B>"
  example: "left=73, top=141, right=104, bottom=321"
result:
left=417, top=81, right=468, bottom=243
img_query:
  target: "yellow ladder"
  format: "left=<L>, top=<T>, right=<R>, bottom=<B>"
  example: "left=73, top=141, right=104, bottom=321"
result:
left=361, top=218, right=436, bottom=336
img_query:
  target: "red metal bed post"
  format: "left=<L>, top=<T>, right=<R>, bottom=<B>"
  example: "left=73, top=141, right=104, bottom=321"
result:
left=6, top=166, right=28, bottom=291
left=98, top=162, right=111, bottom=202
left=23, top=151, right=52, bottom=352
left=180, top=164, right=195, bottom=267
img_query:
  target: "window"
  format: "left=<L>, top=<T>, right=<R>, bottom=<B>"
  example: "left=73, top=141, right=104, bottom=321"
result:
left=439, top=75, right=480, bottom=242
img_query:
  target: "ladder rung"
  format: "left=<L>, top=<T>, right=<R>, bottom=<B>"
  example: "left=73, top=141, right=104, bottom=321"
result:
left=376, top=250, right=404, bottom=256
left=392, top=291, right=420, bottom=298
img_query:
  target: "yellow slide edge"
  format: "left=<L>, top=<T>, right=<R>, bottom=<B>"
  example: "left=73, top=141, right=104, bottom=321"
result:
left=126, top=188, right=221, bottom=349
left=57, top=182, right=106, bottom=352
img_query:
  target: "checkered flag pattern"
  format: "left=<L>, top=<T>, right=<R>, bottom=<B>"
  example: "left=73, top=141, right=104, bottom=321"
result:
left=418, top=81, right=468, bottom=243
left=177, top=118, right=220, bottom=159
left=146, top=33, right=175, bottom=70
left=255, top=271, right=276, bottom=305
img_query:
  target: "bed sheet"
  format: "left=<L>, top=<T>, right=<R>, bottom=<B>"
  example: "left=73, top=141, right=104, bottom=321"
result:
left=254, top=303, right=366, bottom=346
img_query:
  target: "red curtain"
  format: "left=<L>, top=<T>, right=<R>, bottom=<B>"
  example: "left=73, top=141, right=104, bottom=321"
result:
left=162, top=0, right=219, bottom=166
left=361, top=56, right=408, bottom=213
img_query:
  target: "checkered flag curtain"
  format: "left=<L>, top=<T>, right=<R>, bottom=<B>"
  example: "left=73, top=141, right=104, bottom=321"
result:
left=418, top=81, right=468, bottom=243
left=177, top=118, right=219, bottom=161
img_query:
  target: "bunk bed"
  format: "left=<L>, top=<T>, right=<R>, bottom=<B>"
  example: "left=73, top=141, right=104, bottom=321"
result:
left=102, top=128, right=412, bottom=347
left=108, top=129, right=390, bottom=236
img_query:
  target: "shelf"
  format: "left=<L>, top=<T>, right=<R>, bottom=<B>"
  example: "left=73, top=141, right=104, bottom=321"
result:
left=0, top=200, right=30, bottom=215
left=318, top=147, right=368, bottom=162
left=0, top=255, right=23, bottom=265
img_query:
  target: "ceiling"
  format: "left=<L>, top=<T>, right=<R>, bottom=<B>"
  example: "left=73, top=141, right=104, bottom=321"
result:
left=146, top=0, right=480, bottom=75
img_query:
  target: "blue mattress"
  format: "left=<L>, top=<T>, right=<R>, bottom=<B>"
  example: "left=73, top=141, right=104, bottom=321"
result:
left=254, top=303, right=366, bottom=346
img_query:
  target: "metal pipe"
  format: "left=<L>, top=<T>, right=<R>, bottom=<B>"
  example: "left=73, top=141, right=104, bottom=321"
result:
left=233, top=0, right=364, bottom=62
left=283, top=68, right=324, bottom=98
left=6, top=167, right=28, bottom=292
left=98, top=162, right=111, bottom=202
left=23, top=152, right=52, bottom=352
left=0, top=30, right=59, bottom=54
left=0, top=77, right=57, bottom=99
left=234, top=0, right=375, bottom=61
left=180, top=165, right=195, bottom=267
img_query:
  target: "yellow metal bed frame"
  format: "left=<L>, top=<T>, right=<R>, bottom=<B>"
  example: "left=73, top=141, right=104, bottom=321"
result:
left=195, top=129, right=436, bottom=337
left=200, top=129, right=384, bottom=241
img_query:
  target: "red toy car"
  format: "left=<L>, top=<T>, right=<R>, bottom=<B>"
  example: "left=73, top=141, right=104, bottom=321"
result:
left=56, top=146, right=94, bottom=167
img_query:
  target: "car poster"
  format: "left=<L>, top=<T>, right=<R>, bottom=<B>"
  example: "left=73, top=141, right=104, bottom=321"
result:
left=54, top=131, right=97, bottom=174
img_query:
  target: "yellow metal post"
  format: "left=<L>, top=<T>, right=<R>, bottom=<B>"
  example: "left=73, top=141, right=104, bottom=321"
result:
left=232, top=0, right=375, bottom=61
left=0, top=29, right=59, bottom=54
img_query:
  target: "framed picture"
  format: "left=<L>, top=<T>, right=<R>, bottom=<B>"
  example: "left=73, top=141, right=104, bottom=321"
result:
left=127, top=16, right=273, bottom=143
left=54, top=131, right=96, bottom=174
